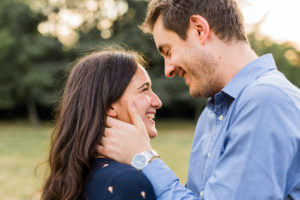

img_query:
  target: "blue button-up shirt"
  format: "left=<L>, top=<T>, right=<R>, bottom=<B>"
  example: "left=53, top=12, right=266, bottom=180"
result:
left=143, top=54, right=300, bottom=200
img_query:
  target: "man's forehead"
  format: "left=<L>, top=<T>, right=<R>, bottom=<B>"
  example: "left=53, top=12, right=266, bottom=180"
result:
left=152, top=15, right=165, bottom=43
left=152, top=15, right=181, bottom=50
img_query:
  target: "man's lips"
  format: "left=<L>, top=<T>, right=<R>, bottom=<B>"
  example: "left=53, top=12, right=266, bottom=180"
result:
left=185, top=77, right=189, bottom=86
left=176, top=70, right=188, bottom=82
left=179, top=71, right=189, bottom=85
left=178, top=70, right=186, bottom=78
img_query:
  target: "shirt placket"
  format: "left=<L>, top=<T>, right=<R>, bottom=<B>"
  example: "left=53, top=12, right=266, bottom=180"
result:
left=200, top=102, right=228, bottom=199
left=197, top=105, right=217, bottom=197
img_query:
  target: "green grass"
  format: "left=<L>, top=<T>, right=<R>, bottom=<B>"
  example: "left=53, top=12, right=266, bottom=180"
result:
left=0, top=120, right=195, bottom=200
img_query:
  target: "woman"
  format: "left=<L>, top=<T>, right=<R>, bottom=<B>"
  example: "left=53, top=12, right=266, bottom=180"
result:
left=41, top=50, right=162, bottom=200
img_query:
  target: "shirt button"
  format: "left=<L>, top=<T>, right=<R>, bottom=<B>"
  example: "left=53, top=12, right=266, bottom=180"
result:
left=218, top=115, right=223, bottom=121
left=200, top=191, right=204, bottom=198
left=207, top=153, right=211, bottom=158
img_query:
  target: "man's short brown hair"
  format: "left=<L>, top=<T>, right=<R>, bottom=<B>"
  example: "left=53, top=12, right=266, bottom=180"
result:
left=141, top=0, right=247, bottom=42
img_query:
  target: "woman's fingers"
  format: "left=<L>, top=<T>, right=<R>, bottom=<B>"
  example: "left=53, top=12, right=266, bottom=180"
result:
left=106, top=116, right=133, bottom=129
left=95, top=145, right=105, bottom=157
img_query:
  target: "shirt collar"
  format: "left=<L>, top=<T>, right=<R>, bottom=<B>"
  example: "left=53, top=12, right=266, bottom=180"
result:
left=221, top=54, right=277, bottom=99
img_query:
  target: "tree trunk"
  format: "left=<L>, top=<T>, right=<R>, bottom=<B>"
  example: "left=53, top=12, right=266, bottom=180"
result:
left=27, top=98, right=40, bottom=127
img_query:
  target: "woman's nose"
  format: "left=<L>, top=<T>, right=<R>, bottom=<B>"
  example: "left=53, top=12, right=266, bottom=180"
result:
left=151, top=92, right=162, bottom=109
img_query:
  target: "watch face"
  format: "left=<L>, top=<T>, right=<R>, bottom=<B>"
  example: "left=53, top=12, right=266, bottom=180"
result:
left=133, top=154, right=147, bottom=169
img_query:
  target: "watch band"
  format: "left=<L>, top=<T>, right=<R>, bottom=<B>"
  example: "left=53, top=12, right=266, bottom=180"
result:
left=145, top=149, right=160, bottom=163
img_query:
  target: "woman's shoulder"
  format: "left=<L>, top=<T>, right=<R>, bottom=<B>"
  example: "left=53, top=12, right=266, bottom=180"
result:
left=86, top=158, right=156, bottom=200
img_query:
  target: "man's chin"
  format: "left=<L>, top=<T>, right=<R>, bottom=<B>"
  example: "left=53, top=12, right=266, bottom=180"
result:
left=189, top=88, right=201, bottom=98
left=189, top=87, right=210, bottom=98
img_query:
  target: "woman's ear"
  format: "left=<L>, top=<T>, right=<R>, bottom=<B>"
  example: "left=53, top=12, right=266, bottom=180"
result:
left=107, top=105, right=117, bottom=118
left=189, top=15, right=210, bottom=45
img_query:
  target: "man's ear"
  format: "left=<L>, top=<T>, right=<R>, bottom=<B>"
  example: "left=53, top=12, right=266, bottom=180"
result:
left=189, top=15, right=210, bottom=45
left=107, top=105, right=118, bottom=118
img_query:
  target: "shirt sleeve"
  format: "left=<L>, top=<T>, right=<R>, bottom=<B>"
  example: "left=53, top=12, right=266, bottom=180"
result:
left=143, top=84, right=299, bottom=200
left=103, top=169, right=156, bottom=200
left=143, top=159, right=200, bottom=199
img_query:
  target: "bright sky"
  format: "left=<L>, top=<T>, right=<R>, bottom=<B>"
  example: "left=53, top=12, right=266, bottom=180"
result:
left=242, top=0, right=300, bottom=46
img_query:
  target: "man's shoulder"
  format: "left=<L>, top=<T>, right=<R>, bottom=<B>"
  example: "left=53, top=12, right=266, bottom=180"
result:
left=238, top=70, right=300, bottom=107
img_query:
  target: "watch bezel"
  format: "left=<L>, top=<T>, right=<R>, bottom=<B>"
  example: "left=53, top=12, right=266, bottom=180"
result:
left=131, top=150, right=159, bottom=170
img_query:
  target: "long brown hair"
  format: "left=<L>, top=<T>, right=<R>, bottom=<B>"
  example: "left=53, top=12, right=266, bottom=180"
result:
left=41, top=50, right=144, bottom=200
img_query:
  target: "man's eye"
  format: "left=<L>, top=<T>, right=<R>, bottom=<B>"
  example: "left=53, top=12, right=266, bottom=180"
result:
left=142, top=87, right=149, bottom=92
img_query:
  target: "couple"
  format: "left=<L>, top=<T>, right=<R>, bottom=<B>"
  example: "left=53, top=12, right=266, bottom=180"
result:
left=41, top=0, right=300, bottom=199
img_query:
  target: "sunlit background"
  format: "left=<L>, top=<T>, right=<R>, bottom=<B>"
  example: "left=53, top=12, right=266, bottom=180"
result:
left=242, top=0, right=300, bottom=48
left=1, top=0, right=300, bottom=199
left=37, top=0, right=129, bottom=46
left=33, top=0, right=300, bottom=48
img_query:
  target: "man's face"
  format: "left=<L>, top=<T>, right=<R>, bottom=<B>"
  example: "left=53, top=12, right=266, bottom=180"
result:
left=113, top=65, right=162, bottom=138
left=152, top=15, right=222, bottom=98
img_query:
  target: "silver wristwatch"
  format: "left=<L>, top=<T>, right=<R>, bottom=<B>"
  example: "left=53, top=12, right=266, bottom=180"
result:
left=130, top=150, right=160, bottom=170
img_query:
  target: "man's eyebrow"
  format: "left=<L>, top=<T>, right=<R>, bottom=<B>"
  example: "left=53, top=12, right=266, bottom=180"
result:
left=138, top=82, right=150, bottom=89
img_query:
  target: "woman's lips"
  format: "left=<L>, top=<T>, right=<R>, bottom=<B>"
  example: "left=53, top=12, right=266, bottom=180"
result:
left=146, top=113, right=155, bottom=119
left=145, top=112, right=156, bottom=124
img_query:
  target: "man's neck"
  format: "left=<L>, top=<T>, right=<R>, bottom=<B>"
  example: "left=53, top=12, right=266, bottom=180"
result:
left=218, top=41, right=258, bottom=86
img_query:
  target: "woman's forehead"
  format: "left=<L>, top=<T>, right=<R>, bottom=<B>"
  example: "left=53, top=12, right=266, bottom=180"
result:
left=131, top=65, right=151, bottom=83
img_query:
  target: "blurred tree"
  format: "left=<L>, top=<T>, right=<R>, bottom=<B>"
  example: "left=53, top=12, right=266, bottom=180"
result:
left=0, top=0, right=70, bottom=125
left=28, top=0, right=129, bottom=47
left=249, top=27, right=300, bottom=88
left=2, top=0, right=299, bottom=122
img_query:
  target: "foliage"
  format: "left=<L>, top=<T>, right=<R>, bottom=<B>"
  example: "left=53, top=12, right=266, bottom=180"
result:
left=0, top=0, right=72, bottom=124
left=1, top=0, right=300, bottom=122
left=249, top=30, right=300, bottom=87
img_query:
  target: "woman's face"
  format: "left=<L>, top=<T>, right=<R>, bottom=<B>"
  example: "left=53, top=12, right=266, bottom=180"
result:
left=109, top=65, right=162, bottom=138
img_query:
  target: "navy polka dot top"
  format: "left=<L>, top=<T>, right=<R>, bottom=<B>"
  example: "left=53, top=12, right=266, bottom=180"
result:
left=85, top=158, right=156, bottom=200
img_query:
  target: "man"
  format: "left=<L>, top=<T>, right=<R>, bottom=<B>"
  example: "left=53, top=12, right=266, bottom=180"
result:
left=99, top=0, right=300, bottom=199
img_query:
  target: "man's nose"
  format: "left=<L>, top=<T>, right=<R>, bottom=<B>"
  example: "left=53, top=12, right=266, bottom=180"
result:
left=164, top=60, right=176, bottom=78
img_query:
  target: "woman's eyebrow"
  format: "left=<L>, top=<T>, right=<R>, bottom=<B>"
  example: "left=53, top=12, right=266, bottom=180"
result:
left=138, top=82, right=150, bottom=89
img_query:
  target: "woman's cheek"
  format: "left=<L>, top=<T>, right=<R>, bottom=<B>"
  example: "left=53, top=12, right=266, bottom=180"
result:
left=133, top=95, right=151, bottom=119
left=135, top=95, right=151, bottom=107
